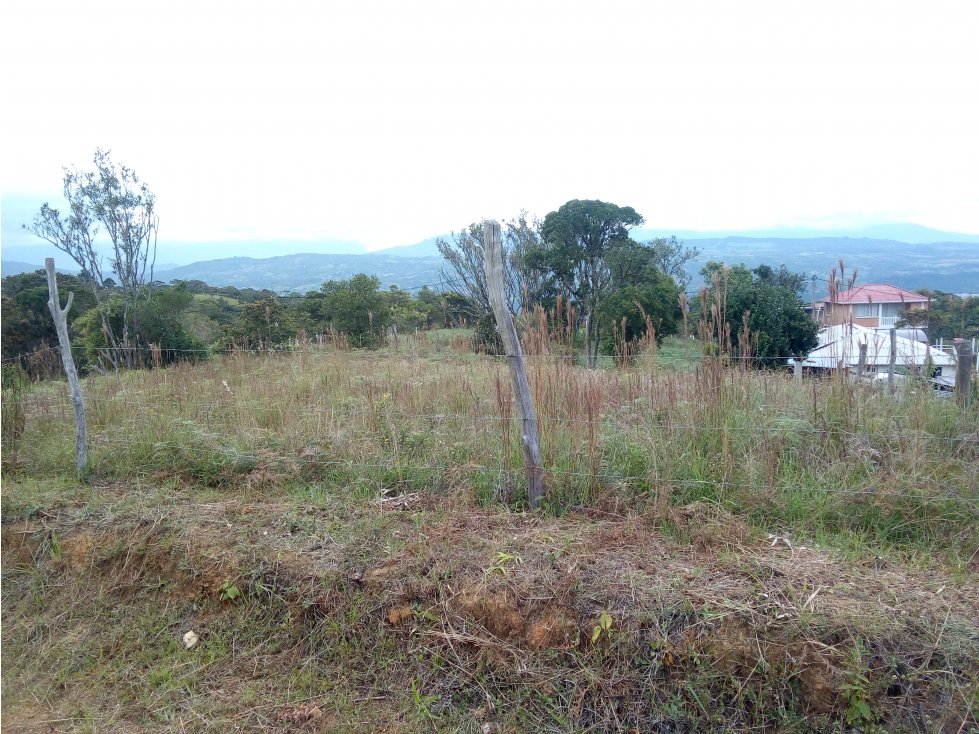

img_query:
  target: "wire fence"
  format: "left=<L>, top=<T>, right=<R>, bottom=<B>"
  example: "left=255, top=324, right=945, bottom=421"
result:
left=1, top=342, right=966, bottom=365
left=4, top=337, right=976, bottom=517
left=6, top=395, right=978, bottom=445
left=6, top=398, right=977, bottom=509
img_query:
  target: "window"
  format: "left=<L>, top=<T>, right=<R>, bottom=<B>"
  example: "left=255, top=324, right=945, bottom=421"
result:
left=881, top=303, right=905, bottom=317
left=854, top=303, right=876, bottom=318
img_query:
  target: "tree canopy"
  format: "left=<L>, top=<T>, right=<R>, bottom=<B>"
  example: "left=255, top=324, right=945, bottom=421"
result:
left=699, top=262, right=818, bottom=364
left=525, top=199, right=645, bottom=366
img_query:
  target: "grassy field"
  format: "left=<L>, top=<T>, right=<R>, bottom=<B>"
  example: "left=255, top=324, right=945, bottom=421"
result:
left=2, top=334, right=977, bottom=732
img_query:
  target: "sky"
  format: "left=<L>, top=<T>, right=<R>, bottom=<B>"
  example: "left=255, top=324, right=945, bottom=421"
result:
left=2, top=0, right=979, bottom=259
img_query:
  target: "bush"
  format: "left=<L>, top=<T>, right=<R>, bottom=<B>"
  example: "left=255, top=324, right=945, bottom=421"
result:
left=473, top=312, right=504, bottom=355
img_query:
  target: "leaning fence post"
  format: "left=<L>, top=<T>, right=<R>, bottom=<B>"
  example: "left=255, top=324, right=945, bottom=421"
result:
left=955, top=338, right=973, bottom=408
left=887, top=328, right=897, bottom=395
left=45, top=258, right=88, bottom=480
left=483, top=220, right=545, bottom=509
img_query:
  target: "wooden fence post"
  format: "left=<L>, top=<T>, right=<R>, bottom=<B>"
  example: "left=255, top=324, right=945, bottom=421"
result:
left=956, top=338, right=973, bottom=408
left=45, top=258, right=88, bottom=480
left=483, top=220, right=545, bottom=509
left=857, top=341, right=868, bottom=379
left=887, top=328, right=897, bottom=395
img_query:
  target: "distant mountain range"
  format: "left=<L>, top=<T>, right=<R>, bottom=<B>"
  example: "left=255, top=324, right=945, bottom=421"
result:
left=4, top=228, right=979, bottom=295
left=155, top=252, right=443, bottom=292
left=1, top=260, right=80, bottom=277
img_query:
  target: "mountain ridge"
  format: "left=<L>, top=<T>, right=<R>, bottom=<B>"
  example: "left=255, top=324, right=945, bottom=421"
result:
left=5, top=230, right=979, bottom=295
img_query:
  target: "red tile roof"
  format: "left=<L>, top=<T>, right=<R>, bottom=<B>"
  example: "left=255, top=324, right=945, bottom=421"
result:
left=830, top=284, right=929, bottom=304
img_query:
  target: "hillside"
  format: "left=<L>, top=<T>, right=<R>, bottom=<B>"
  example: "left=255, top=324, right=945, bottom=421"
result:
left=147, top=237, right=979, bottom=294
left=155, top=252, right=444, bottom=292
left=0, top=260, right=80, bottom=278
left=684, top=237, right=979, bottom=295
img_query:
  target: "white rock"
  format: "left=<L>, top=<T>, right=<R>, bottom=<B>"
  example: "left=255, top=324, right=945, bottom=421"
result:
left=182, top=630, right=199, bottom=649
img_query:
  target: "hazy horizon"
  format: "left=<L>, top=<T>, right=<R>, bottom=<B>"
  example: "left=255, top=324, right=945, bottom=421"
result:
left=3, top=1, right=978, bottom=259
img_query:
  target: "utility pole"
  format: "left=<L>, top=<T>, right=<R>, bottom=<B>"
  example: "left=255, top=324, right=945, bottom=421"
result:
left=955, top=338, right=973, bottom=408
left=811, top=274, right=818, bottom=325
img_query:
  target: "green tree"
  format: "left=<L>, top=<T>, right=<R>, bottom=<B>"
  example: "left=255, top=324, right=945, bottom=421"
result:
left=595, top=240, right=681, bottom=355
left=303, top=274, right=390, bottom=348
left=1, top=270, right=98, bottom=374
left=74, top=283, right=205, bottom=367
left=525, top=199, right=644, bottom=367
left=700, top=263, right=818, bottom=365
left=384, top=286, right=429, bottom=330
left=222, top=297, right=298, bottom=350
left=898, top=290, right=979, bottom=340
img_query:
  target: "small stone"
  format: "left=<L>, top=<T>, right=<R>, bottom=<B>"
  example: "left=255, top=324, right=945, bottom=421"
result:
left=182, top=630, right=199, bottom=649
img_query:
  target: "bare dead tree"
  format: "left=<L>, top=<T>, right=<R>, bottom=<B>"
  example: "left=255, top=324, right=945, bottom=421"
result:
left=645, top=236, right=701, bottom=289
left=45, top=258, right=88, bottom=480
left=437, top=213, right=540, bottom=316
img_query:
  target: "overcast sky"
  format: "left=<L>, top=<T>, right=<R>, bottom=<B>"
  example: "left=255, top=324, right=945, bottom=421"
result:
left=2, top=0, right=978, bottom=252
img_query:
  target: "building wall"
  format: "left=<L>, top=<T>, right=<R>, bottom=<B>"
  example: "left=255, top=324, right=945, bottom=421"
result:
left=822, top=300, right=927, bottom=327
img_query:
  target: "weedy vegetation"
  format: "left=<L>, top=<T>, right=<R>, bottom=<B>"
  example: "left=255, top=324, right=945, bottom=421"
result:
left=2, top=330, right=977, bottom=732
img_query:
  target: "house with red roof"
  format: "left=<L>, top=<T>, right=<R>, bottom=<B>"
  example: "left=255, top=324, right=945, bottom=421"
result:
left=822, top=284, right=929, bottom=329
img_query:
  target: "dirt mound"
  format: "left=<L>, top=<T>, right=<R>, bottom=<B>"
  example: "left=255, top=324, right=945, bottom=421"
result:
left=3, top=495, right=976, bottom=733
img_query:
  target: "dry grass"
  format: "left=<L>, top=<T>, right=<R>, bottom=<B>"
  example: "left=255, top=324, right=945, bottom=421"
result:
left=2, top=479, right=977, bottom=732
left=2, top=333, right=978, bottom=732
left=6, top=334, right=977, bottom=561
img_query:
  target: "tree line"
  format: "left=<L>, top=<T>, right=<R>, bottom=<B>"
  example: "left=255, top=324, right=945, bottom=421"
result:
left=7, top=150, right=895, bottom=379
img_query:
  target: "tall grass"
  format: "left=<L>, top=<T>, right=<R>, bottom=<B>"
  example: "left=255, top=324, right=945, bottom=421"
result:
left=4, top=330, right=977, bottom=561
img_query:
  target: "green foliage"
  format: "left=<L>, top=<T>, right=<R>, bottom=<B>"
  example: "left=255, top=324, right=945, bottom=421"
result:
left=525, top=199, right=646, bottom=364
left=222, top=297, right=299, bottom=350
left=172, top=279, right=277, bottom=304
left=591, top=610, right=614, bottom=642
left=897, top=290, right=979, bottom=340
left=301, top=274, right=390, bottom=348
left=487, top=551, right=523, bottom=576
left=473, top=312, right=504, bottom=355
left=597, top=241, right=681, bottom=354
left=218, top=580, right=242, bottom=603
left=384, top=286, right=431, bottom=330
left=1, top=271, right=98, bottom=371
left=1, top=364, right=30, bottom=452
left=23, top=150, right=163, bottom=372
left=73, top=284, right=207, bottom=367
left=700, top=263, right=818, bottom=364
left=841, top=642, right=877, bottom=726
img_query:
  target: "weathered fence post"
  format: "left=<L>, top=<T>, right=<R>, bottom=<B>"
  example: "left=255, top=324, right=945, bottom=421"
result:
left=45, top=258, right=88, bottom=480
left=857, top=341, right=868, bottom=379
left=887, top=328, right=897, bottom=395
left=483, top=220, right=545, bottom=509
left=955, top=338, right=973, bottom=408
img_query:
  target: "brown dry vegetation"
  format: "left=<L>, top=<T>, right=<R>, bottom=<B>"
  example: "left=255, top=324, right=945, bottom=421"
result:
left=2, top=333, right=978, bottom=732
